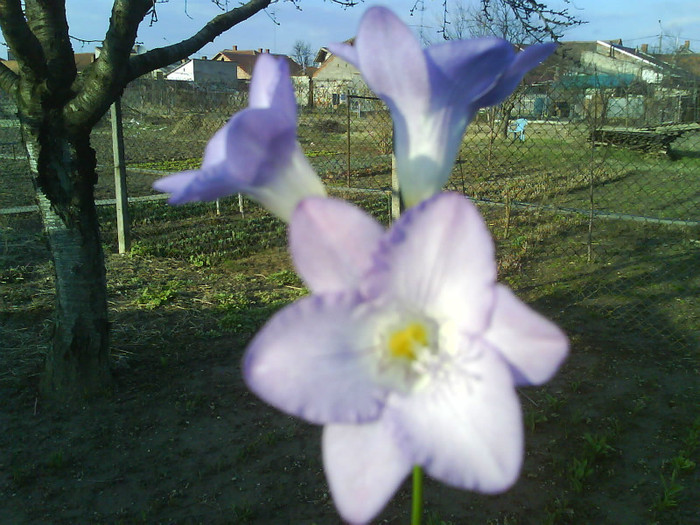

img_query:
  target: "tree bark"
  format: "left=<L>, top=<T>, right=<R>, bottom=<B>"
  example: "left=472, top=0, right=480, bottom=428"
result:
left=0, top=0, right=278, bottom=402
left=22, top=120, right=111, bottom=400
left=501, top=100, right=516, bottom=139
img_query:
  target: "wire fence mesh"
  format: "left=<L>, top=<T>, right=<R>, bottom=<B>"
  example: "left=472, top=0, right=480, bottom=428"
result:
left=447, top=68, right=699, bottom=354
left=1, top=55, right=698, bottom=355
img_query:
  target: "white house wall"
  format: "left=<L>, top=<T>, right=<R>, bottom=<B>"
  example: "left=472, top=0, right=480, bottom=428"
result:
left=640, top=68, right=663, bottom=84
left=293, top=76, right=374, bottom=107
left=167, top=61, right=195, bottom=82
left=580, top=47, right=664, bottom=84
left=166, top=59, right=237, bottom=86
left=314, top=55, right=362, bottom=81
left=193, top=60, right=238, bottom=85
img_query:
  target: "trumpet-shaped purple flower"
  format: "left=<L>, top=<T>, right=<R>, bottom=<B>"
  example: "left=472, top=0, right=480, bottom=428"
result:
left=244, top=192, right=568, bottom=524
left=329, top=7, right=556, bottom=208
left=153, top=54, right=326, bottom=221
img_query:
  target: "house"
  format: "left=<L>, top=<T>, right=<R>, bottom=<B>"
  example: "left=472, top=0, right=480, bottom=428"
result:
left=579, top=41, right=665, bottom=83
left=312, top=42, right=361, bottom=83
left=642, top=41, right=700, bottom=79
left=165, top=58, right=238, bottom=86
left=94, top=44, right=147, bottom=60
left=554, top=40, right=700, bottom=85
left=293, top=40, right=377, bottom=107
left=2, top=45, right=152, bottom=77
left=1, top=52, right=95, bottom=74
left=211, top=45, right=302, bottom=80
left=518, top=39, right=700, bottom=123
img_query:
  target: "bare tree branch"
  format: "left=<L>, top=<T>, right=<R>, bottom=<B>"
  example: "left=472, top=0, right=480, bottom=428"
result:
left=483, top=0, right=585, bottom=41
left=126, top=0, right=272, bottom=82
left=24, top=0, right=77, bottom=102
left=65, top=0, right=156, bottom=130
left=446, top=0, right=536, bottom=43
left=64, top=0, right=273, bottom=131
left=0, top=0, right=46, bottom=81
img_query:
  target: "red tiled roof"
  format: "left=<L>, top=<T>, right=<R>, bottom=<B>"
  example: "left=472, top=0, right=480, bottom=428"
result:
left=212, top=48, right=302, bottom=76
left=1, top=52, right=95, bottom=74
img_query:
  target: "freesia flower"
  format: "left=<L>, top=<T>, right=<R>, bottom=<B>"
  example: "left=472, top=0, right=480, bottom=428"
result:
left=153, top=54, right=326, bottom=222
left=328, top=7, right=556, bottom=208
left=244, top=192, right=568, bottom=523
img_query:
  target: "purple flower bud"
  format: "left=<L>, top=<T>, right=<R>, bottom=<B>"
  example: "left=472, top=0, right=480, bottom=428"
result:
left=153, top=54, right=326, bottom=222
left=329, top=7, right=556, bottom=207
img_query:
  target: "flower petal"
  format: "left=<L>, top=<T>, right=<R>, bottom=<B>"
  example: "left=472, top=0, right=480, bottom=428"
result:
left=484, top=285, right=569, bottom=386
left=154, top=53, right=325, bottom=220
left=153, top=106, right=325, bottom=220
left=335, top=6, right=430, bottom=115
left=244, top=141, right=326, bottom=222
left=473, top=42, right=557, bottom=108
left=323, top=421, right=412, bottom=524
left=388, top=342, right=523, bottom=493
left=425, top=37, right=515, bottom=106
left=151, top=107, right=290, bottom=199
left=151, top=168, right=235, bottom=205
left=372, top=192, right=496, bottom=334
left=243, top=293, right=387, bottom=425
left=216, top=107, right=297, bottom=187
left=325, top=42, right=358, bottom=68
left=331, top=8, right=556, bottom=208
left=248, top=54, right=297, bottom=122
left=290, top=197, right=384, bottom=294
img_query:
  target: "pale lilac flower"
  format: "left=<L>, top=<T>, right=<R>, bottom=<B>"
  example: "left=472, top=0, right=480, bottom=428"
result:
left=244, top=192, right=568, bottom=523
left=329, top=7, right=556, bottom=208
left=153, top=54, right=326, bottom=222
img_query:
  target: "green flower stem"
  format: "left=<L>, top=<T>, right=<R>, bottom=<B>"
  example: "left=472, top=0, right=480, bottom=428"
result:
left=411, top=465, right=423, bottom=525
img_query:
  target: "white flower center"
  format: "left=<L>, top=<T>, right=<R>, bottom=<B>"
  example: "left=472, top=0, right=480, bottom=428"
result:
left=373, top=313, right=443, bottom=393
left=389, top=322, right=427, bottom=359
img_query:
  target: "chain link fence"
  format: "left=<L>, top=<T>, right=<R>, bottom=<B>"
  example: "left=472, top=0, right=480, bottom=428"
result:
left=1, top=57, right=698, bottom=354
left=446, top=66, right=699, bottom=354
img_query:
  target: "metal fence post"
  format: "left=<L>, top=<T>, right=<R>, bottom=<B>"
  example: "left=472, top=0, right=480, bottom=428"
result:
left=391, top=128, right=402, bottom=221
left=346, top=90, right=351, bottom=187
left=111, top=97, right=131, bottom=254
left=308, top=77, right=314, bottom=109
left=587, top=77, right=599, bottom=264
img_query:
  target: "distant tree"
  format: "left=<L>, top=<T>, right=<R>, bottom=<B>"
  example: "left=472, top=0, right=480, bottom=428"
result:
left=0, top=0, right=356, bottom=401
left=441, top=1, right=469, bottom=41
left=429, top=0, right=584, bottom=42
left=480, top=0, right=584, bottom=41
left=291, top=39, right=313, bottom=73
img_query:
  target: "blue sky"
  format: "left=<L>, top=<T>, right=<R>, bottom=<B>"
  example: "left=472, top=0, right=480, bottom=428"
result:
left=5, top=1, right=700, bottom=60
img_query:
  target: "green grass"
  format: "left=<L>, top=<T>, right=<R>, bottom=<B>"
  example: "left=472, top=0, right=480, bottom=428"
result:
left=3, top=112, right=696, bottom=524
left=106, top=201, right=288, bottom=266
left=107, top=112, right=698, bottom=226
left=130, top=158, right=202, bottom=172
left=452, top=125, right=699, bottom=222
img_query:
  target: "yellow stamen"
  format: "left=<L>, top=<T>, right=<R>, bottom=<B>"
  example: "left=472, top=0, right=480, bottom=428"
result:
left=388, top=322, right=428, bottom=361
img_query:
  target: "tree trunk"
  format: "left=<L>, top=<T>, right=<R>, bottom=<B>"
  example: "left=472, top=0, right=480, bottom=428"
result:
left=0, top=0, right=275, bottom=402
left=501, top=101, right=516, bottom=139
left=22, top=121, right=111, bottom=401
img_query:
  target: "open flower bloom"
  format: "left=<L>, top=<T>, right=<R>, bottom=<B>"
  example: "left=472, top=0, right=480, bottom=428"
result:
left=328, top=7, right=556, bottom=208
left=152, top=54, right=326, bottom=222
left=244, top=192, right=568, bottom=524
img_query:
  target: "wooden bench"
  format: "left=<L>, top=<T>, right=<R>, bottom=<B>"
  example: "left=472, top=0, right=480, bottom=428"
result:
left=590, top=123, right=700, bottom=156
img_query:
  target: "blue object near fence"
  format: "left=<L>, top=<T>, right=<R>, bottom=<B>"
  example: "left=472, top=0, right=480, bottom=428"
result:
left=511, top=118, right=528, bottom=141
